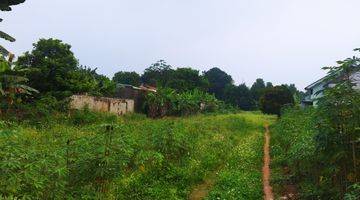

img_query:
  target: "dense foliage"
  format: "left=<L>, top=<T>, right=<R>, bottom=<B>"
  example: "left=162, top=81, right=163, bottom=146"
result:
left=250, top=78, right=266, bottom=103
left=144, top=88, right=221, bottom=118
left=16, top=39, right=115, bottom=99
left=141, top=60, right=173, bottom=87
left=224, top=83, right=255, bottom=111
left=203, top=67, right=233, bottom=100
left=112, top=71, right=141, bottom=86
left=0, top=111, right=273, bottom=199
left=259, top=86, right=294, bottom=116
left=271, top=51, right=360, bottom=199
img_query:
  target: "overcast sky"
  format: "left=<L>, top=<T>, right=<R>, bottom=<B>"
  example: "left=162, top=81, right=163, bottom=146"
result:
left=2, top=0, right=360, bottom=90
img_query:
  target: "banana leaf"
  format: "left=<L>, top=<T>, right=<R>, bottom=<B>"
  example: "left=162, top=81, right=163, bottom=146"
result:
left=0, top=0, right=26, bottom=11
left=0, top=45, right=10, bottom=57
left=0, top=31, right=15, bottom=42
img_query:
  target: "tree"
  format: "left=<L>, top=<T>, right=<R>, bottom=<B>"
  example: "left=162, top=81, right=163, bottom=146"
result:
left=112, top=71, right=141, bottom=86
left=259, top=86, right=294, bottom=116
left=281, top=83, right=304, bottom=104
left=224, top=83, right=255, bottom=110
left=203, top=67, right=233, bottom=100
left=166, top=67, right=208, bottom=92
left=266, top=82, right=273, bottom=88
left=79, top=66, right=116, bottom=97
left=16, top=38, right=107, bottom=99
left=141, top=60, right=173, bottom=87
left=250, top=78, right=266, bottom=103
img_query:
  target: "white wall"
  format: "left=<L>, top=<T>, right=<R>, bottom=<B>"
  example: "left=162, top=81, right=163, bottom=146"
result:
left=70, top=95, right=134, bottom=115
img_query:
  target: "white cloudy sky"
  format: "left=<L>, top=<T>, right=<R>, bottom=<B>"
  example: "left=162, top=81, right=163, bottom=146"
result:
left=2, top=0, right=360, bottom=89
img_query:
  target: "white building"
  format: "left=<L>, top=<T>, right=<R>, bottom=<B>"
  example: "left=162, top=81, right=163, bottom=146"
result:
left=302, top=69, right=360, bottom=106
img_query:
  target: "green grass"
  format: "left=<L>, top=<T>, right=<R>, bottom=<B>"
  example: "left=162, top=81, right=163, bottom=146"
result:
left=0, top=111, right=275, bottom=199
left=206, top=113, right=276, bottom=200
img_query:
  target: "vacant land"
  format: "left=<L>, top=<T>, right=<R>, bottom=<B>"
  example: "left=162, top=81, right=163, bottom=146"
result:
left=0, top=111, right=274, bottom=199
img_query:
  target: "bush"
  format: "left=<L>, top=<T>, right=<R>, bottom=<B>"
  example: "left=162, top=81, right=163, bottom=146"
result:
left=0, top=95, right=69, bottom=124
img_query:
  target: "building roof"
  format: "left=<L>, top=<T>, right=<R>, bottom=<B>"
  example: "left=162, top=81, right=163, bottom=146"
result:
left=304, top=76, right=328, bottom=90
left=116, top=83, right=157, bottom=92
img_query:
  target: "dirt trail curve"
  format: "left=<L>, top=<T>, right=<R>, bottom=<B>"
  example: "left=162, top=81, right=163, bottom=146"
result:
left=188, top=170, right=217, bottom=200
left=263, top=124, right=274, bottom=200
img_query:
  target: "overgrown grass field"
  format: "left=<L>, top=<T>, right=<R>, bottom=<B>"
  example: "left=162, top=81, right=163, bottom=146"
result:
left=0, top=111, right=274, bottom=199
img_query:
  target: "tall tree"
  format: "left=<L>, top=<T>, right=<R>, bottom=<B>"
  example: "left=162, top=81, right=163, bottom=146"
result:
left=281, top=83, right=304, bottom=104
left=203, top=67, right=233, bottom=99
left=113, top=71, right=141, bottom=86
left=141, top=60, right=173, bottom=87
left=224, top=83, right=255, bottom=110
left=16, top=38, right=102, bottom=99
left=266, top=82, right=273, bottom=88
left=166, top=67, right=208, bottom=92
left=250, top=78, right=266, bottom=102
left=259, top=86, right=294, bottom=116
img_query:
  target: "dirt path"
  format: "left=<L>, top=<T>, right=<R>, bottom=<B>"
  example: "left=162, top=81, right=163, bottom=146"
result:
left=189, top=124, right=275, bottom=200
left=188, top=171, right=217, bottom=200
left=263, top=124, right=274, bottom=200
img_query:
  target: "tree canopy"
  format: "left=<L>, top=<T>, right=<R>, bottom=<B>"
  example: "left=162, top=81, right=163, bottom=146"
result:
left=250, top=78, right=266, bottom=102
left=16, top=38, right=114, bottom=99
left=141, top=60, right=173, bottom=87
left=113, top=71, right=141, bottom=86
left=224, top=83, right=255, bottom=110
left=203, top=67, right=233, bottom=100
left=259, top=86, right=294, bottom=116
left=166, top=67, right=208, bottom=92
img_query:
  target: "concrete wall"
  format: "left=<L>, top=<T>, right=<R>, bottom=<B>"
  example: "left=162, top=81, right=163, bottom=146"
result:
left=70, top=95, right=134, bottom=115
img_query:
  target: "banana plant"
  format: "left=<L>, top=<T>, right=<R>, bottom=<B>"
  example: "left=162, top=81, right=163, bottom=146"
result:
left=0, top=58, right=38, bottom=112
left=0, top=0, right=25, bottom=58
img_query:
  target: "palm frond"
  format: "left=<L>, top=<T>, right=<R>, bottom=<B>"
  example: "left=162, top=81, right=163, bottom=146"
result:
left=16, top=84, right=39, bottom=94
left=0, top=45, right=10, bottom=57
left=0, top=0, right=26, bottom=11
left=0, top=31, right=15, bottom=42
left=1, top=74, right=29, bottom=83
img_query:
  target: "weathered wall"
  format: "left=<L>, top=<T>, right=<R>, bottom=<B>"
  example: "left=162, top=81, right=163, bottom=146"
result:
left=70, top=95, right=134, bottom=115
